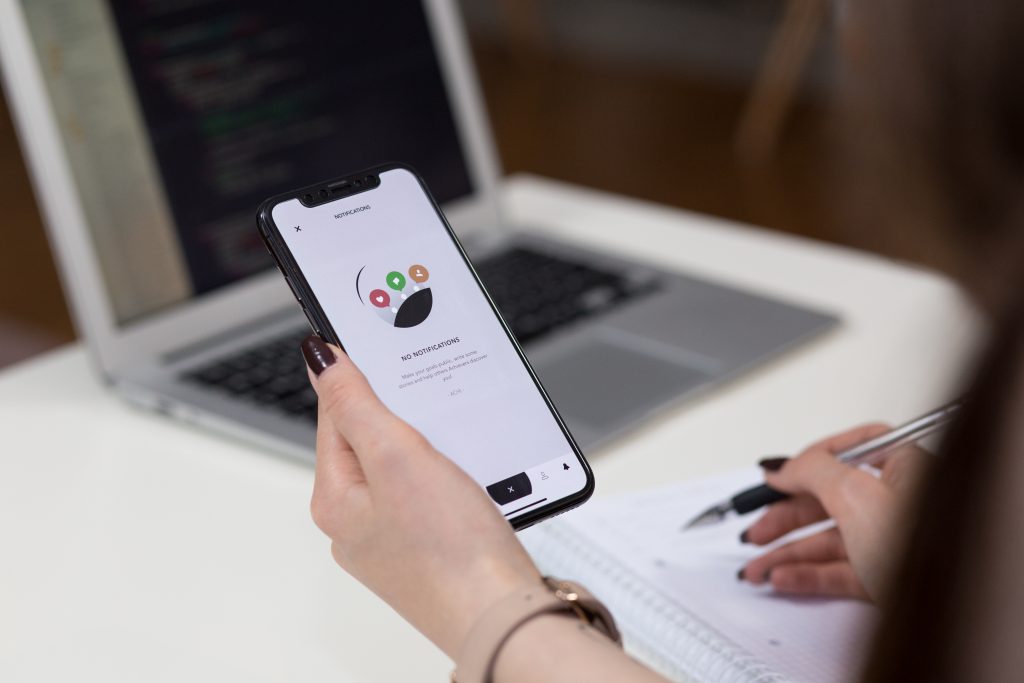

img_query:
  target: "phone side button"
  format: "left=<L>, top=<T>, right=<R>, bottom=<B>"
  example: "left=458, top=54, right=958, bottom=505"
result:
left=284, top=275, right=302, bottom=303
left=300, top=306, right=322, bottom=337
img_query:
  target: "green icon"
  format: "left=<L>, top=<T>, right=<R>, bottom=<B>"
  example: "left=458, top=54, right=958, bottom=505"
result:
left=386, top=271, right=406, bottom=290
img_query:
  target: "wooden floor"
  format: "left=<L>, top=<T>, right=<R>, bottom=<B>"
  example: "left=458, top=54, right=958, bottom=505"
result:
left=0, top=33, right=843, bottom=363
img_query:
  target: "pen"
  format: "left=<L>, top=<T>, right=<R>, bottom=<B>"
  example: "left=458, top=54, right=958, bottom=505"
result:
left=682, top=400, right=964, bottom=530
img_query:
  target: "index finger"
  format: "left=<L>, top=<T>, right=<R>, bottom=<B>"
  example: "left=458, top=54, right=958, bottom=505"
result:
left=759, top=422, right=889, bottom=502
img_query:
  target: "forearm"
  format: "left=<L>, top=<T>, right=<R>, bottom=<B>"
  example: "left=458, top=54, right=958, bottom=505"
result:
left=493, top=613, right=669, bottom=683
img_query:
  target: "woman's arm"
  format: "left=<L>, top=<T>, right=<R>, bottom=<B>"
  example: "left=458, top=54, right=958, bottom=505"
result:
left=494, top=613, right=667, bottom=683
left=299, top=335, right=921, bottom=679
left=301, top=336, right=663, bottom=680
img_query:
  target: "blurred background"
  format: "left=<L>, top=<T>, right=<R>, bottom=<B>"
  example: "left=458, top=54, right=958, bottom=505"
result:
left=0, top=0, right=842, bottom=370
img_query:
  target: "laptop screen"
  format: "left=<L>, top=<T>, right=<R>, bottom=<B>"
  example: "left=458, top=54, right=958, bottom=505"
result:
left=20, top=0, right=474, bottom=325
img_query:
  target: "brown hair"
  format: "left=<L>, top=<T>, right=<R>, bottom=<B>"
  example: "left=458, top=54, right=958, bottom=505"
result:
left=842, top=0, right=1024, bottom=306
left=847, top=0, right=1024, bottom=680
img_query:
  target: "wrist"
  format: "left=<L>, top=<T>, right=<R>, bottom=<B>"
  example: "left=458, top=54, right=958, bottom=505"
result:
left=492, top=612, right=581, bottom=679
left=453, top=577, right=622, bottom=683
left=439, top=557, right=541, bottom=659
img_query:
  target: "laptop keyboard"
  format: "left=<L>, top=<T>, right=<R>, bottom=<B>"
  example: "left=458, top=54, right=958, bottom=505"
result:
left=184, top=246, right=658, bottom=422
left=475, top=247, right=658, bottom=345
left=186, top=329, right=319, bottom=421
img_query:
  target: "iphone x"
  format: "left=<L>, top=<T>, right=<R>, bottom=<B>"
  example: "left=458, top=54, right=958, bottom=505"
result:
left=257, top=164, right=594, bottom=529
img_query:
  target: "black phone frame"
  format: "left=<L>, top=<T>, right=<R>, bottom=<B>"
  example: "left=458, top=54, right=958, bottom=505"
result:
left=256, top=162, right=595, bottom=531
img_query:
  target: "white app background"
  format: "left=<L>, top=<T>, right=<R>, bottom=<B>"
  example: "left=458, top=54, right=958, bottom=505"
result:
left=274, top=169, right=585, bottom=491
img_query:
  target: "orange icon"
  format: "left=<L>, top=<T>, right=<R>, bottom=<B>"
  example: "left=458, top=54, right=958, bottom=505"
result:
left=409, top=264, right=429, bottom=283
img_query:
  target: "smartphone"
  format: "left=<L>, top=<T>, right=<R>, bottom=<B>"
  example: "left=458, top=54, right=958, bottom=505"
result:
left=257, top=164, right=594, bottom=529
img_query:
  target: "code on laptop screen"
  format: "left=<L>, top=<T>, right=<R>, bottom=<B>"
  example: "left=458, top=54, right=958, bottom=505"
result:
left=107, top=0, right=473, bottom=299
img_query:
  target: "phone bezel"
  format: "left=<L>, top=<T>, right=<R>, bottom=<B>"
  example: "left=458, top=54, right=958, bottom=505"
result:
left=256, top=162, right=595, bottom=530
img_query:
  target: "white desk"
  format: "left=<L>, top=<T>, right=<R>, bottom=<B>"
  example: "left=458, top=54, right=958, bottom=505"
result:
left=0, top=177, right=981, bottom=682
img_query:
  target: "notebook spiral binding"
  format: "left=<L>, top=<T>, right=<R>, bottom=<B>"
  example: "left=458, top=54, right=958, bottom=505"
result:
left=523, top=522, right=789, bottom=683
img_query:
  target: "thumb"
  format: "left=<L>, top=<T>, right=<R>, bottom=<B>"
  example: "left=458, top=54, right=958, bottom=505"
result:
left=300, top=335, right=412, bottom=463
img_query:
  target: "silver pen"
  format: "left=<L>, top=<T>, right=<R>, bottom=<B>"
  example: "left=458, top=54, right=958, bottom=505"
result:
left=682, top=400, right=964, bottom=530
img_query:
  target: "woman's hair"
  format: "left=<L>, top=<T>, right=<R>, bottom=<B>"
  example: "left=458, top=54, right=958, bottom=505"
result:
left=843, top=0, right=1024, bottom=303
left=862, top=316, right=1024, bottom=681
left=849, top=0, right=1024, bottom=680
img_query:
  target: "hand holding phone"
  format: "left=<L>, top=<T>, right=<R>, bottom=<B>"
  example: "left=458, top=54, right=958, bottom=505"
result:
left=303, top=338, right=542, bottom=658
left=257, top=164, right=594, bottom=529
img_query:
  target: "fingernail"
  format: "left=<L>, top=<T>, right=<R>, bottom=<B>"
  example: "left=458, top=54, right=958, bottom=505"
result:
left=739, top=530, right=750, bottom=544
left=758, top=457, right=788, bottom=472
left=737, top=568, right=745, bottom=581
left=301, top=335, right=336, bottom=376
left=763, top=569, right=773, bottom=583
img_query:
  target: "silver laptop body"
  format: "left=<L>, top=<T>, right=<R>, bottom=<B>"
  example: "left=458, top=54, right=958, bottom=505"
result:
left=0, top=0, right=836, bottom=460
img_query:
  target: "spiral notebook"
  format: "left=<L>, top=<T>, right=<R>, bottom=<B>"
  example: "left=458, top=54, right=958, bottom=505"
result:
left=519, top=468, right=877, bottom=683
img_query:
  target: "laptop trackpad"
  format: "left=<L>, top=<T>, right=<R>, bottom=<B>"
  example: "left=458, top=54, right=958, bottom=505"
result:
left=534, top=338, right=711, bottom=440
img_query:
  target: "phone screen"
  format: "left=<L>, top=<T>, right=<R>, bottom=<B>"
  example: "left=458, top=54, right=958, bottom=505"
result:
left=269, top=168, right=591, bottom=523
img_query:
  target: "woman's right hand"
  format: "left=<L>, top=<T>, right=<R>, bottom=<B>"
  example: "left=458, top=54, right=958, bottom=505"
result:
left=738, top=424, right=931, bottom=601
left=301, top=337, right=541, bottom=660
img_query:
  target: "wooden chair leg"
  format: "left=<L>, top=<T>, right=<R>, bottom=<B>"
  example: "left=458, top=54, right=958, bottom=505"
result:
left=735, top=0, right=830, bottom=166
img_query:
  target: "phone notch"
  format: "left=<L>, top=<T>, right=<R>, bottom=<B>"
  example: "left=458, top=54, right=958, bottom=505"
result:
left=299, top=173, right=380, bottom=207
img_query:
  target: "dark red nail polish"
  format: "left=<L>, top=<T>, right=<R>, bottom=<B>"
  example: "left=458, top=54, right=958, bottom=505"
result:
left=737, top=568, right=745, bottom=581
left=758, top=457, right=788, bottom=472
left=301, top=335, right=336, bottom=376
left=739, top=530, right=750, bottom=544
left=763, top=570, right=773, bottom=583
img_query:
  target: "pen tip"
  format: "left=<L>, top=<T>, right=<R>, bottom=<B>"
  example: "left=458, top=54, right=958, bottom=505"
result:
left=681, top=512, right=710, bottom=531
left=683, top=502, right=732, bottom=530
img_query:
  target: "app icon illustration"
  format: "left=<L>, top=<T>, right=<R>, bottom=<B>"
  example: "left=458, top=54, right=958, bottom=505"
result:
left=409, top=264, right=429, bottom=283
left=386, top=271, right=407, bottom=291
left=357, top=263, right=433, bottom=327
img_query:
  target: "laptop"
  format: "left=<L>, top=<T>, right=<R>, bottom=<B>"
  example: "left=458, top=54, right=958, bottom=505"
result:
left=0, top=0, right=836, bottom=459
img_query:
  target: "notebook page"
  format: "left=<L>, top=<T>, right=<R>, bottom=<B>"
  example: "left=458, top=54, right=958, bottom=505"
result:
left=524, top=512, right=784, bottom=683
left=523, top=469, right=876, bottom=683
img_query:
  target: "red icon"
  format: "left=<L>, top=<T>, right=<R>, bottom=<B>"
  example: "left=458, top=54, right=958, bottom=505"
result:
left=369, top=289, right=391, bottom=308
